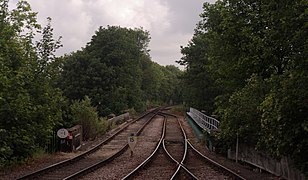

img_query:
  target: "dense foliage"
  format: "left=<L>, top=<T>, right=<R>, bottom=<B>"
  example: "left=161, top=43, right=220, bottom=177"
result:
left=0, top=0, right=183, bottom=167
left=0, top=0, right=181, bottom=167
left=0, top=0, right=63, bottom=166
left=179, top=0, right=307, bottom=173
left=70, top=96, right=109, bottom=140
left=59, top=26, right=183, bottom=116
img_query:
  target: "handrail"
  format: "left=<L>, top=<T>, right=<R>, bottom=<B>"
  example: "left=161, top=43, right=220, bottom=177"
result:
left=188, top=108, right=219, bottom=131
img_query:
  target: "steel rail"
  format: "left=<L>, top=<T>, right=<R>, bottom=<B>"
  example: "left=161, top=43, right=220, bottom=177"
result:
left=162, top=112, right=246, bottom=179
left=159, top=112, right=197, bottom=180
left=162, top=139, right=179, bottom=164
left=17, top=108, right=160, bottom=180
left=162, top=139, right=198, bottom=180
left=62, top=111, right=160, bottom=180
left=186, top=140, right=246, bottom=180
left=121, top=115, right=167, bottom=179
left=164, top=112, right=245, bottom=180
left=179, top=164, right=199, bottom=179
left=64, top=143, right=129, bottom=180
left=170, top=117, right=188, bottom=179
left=123, top=112, right=196, bottom=180
left=105, top=110, right=246, bottom=179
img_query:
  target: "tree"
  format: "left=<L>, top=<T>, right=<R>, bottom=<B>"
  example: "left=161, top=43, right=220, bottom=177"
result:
left=218, top=75, right=268, bottom=146
left=71, top=96, right=99, bottom=140
left=259, top=73, right=308, bottom=173
left=140, top=55, right=162, bottom=104
left=179, top=0, right=308, bottom=173
left=179, top=32, right=218, bottom=113
left=59, top=26, right=151, bottom=115
left=0, top=0, right=62, bottom=166
left=158, top=65, right=183, bottom=105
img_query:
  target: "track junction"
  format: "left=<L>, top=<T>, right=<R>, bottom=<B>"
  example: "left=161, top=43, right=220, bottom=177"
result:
left=16, top=108, right=270, bottom=179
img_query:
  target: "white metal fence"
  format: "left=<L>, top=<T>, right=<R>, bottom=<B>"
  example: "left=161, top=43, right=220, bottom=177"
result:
left=188, top=107, right=220, bottom=132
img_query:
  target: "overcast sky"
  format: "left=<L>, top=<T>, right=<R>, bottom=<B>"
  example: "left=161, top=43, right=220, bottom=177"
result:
left=12, top=0, right=215, bottom=68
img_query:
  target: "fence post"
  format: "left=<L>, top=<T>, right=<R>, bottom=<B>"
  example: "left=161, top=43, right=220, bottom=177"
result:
left=236, top=131, right=239, bottom=163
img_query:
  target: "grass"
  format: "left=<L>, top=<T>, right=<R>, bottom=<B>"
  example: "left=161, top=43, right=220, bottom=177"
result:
left=169, top=104, right=186, bottom=115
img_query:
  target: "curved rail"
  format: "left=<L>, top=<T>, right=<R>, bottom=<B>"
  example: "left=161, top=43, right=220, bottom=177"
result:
left=186, top=140, right=246, bottom=180
left=161, top=112, right=246, bottom=180
left=162, top=139, right=198, bottom=180
left=18, top=108, right=160, bottom=180
left=159, top=112, right=197, bottom=180
left=121, top=115, right=166, bottom=179
left=122, top=112, right=194, bottom=179
left=64, top=144, right=129, bottom=180
left=167, top=114, right=189, bottom=179
left=64, top=111, right=160, bottom=179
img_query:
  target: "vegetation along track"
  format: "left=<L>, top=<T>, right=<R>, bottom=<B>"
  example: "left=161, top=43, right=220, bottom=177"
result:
left=17, top=108, right=160, bottom=180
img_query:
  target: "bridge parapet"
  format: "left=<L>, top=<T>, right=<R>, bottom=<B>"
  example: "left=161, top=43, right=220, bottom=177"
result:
left=187, top=107, right=219, bottom=132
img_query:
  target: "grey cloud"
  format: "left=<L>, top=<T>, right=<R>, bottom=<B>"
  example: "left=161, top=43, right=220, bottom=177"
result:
left=24, top=0, right=215, bottom=67
left=163, top=0, right=204, bottom=34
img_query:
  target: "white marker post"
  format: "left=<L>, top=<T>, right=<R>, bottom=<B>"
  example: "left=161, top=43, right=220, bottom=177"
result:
left=57, top=128, right=69, bottom=152
left=57, top=128, right=69, bottom=139
left=128, top=133, right=137, bottom=157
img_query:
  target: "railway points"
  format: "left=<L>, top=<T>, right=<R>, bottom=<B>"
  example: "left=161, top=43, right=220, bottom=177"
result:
left=12, top=108, right=277, bottom=180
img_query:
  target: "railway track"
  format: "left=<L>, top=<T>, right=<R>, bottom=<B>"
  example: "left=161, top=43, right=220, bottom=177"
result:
left=164, top=113, right=185, bottom=163
left=181, top=141, right=246, bottom=180
left=122, top=112, right=246, bottom=180
left=121, top=114, right=171, bottom=179
left=17, top=108, right=159, bottom=180
left=18, top=110, right=247, bottom=179
left=122, top=112, right=188, bottom=179
left=79, top=114, right=166, bottom=179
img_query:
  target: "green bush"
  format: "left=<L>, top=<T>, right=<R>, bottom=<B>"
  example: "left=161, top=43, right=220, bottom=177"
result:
left=0, top=1, right=63, bottom=167
left=71, top=96, right=99, bottom=140
left=97, top=117, right=109, bottom=135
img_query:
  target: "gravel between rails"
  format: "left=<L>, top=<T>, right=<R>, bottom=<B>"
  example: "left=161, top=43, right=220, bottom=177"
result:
left=132, top=148, right=176, bottom=180
left=164, top=116, right=185, bottom=163
left=0, top=119, right=132, bottom=180
left=174, top=168, right=197, bottom=180
left=0, top=153, right=77, bottom=180
left=80, top=116, right=164, bottom=180
left=1, top=112, right=278, bottom=180
left=25, top=115, right=151, bottom=180
left=184, top=147, right=230, bottom=179
left=179, top=116, right=277, bottom=180
left=130, top=115, right=186, bottom=180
